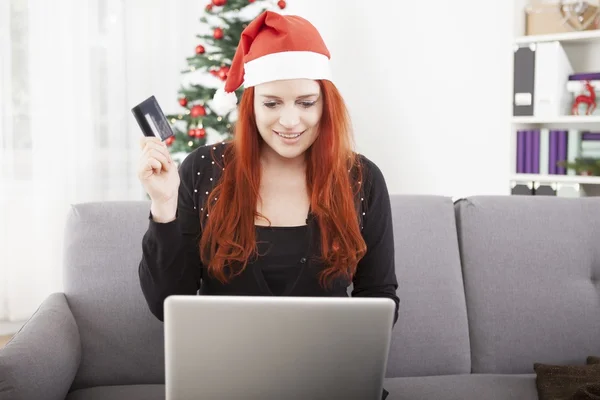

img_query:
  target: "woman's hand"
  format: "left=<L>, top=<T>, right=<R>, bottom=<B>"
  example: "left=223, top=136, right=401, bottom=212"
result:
left=137, top=137, right=180, bottom=221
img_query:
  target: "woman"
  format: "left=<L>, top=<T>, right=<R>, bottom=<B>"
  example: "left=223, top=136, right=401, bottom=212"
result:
left=137, top=11, right=399, bottom=326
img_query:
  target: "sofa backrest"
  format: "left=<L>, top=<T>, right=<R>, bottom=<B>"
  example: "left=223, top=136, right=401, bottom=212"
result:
left=63, top=201, right=164, bottom=390
left=385, top=195, right=471, bottom=377
left=454, top=195, right=600, bottom=374
left=62, top=195, right=473, bottom=388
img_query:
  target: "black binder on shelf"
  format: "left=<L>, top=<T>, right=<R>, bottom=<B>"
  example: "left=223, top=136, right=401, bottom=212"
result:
left=513, top=45, right=536, bottom=116
left=534, top=182, right=557, bottom=196
left=510, top=181, right=534, bottom=195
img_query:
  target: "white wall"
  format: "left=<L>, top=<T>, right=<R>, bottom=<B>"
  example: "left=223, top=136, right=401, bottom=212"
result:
left=284, top=0, right=515, bottom=197
left=123, top=0, right=207, bottom=141
left=125, top=0, right=515, bottom=197
left=0, top=0, right=515, bottom=333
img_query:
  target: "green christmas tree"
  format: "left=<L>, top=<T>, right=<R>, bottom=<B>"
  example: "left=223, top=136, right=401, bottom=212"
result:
left=164, top=0, right=289, bottom=162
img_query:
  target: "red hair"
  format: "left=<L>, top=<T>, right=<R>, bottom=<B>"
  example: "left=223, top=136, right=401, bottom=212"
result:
left=199, top=80, right=366, bottom=289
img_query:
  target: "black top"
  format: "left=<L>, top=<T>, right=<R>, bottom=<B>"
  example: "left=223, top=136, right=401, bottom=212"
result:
left=138, top=141, right=400, bottom=325
left=255, top=225, right=310, bottom=296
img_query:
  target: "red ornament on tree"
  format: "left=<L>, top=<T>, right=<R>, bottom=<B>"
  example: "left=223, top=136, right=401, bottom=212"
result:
left=206, top=4, right=213, bottom=11
left=165, top=136, right=175, bottom=146
left=178, top=97, right=188, bottom=107
left=213, top=27, right=224, bottom=40
left=218, top=66, right=230, bottom=81
left=212, top=0, right=226, bottom=5
left=190, top=105, right=207, bottom=118
left=195, top=128, right=207, bottom=138
left=277, top=0, right=286, bottom=9
left=195, top=45, right=205, bottom=55
left=248, top=0, right=255, bottom=2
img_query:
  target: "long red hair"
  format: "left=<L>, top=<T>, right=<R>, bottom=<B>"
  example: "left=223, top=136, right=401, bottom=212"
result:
left=199, top=80, right=366, bottom=289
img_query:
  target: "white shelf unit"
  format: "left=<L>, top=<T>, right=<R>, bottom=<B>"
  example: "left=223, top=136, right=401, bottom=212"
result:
left=512, top=115, right=600, bottom=124
left=515, top=30, right=600, bottom=45
left=511, top=1, right=600, bottom=195
left=511, top=173, right=600, bottom=185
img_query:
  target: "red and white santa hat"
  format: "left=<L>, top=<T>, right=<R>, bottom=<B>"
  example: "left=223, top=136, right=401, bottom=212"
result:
left=211, top=11, right=332, bottom=116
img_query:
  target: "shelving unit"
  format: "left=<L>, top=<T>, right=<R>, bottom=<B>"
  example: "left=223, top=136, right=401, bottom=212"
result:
left=512, top=116, right=600, bottom=125
left=511, top=173, right=600, bottom=185
left=515, top=29, right=600, bottom=45
left=510, top=1, right=600, bottom=196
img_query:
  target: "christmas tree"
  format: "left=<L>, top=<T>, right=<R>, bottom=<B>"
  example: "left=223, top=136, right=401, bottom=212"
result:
left=164, top=0, right=288, bottom=162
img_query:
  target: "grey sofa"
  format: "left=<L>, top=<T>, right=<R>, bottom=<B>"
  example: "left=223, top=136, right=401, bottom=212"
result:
left=1, top=195, right=599, bottom=400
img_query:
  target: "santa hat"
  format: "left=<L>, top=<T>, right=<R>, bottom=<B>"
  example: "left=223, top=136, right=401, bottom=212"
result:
left=211, top=11, right=332, bottom=116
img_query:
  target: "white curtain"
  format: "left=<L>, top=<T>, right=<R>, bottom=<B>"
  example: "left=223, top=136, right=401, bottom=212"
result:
left=0, top=0, right=277, bottom=325
left=0, top=0, right=148, bottom=323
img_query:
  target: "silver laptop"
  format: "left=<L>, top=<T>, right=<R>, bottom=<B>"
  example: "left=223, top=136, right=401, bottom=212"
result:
left=164, top=295, right=395, bottom=400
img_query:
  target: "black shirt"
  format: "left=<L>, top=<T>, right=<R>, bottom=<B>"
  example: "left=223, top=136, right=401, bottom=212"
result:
left=138, top=141, right=399, bottom=324
left=255, top=225, right=310, bottom=296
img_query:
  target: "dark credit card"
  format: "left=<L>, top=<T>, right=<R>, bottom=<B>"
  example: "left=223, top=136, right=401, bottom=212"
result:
left=131, top=95, right=174, bottom=141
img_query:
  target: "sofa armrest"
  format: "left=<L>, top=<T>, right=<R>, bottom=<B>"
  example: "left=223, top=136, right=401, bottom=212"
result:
left=0, top=292, right=81, bottom=400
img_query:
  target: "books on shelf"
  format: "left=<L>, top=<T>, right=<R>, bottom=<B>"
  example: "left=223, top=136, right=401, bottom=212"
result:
left=569, top=72, right=600, bottom=81
left=516, top=129, right=600, bottom=175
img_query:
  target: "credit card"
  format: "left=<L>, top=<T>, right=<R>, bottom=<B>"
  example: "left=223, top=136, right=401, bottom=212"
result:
left=131, top=95, right=175, bottom=141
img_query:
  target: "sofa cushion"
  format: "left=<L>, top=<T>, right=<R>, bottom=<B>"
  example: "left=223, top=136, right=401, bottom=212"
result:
left=66, top=384, right=165, bottom=400
left=64, top=377, right=538, bottom=400
left=454, top=196, right=600, bottom=374
left=63, top=201, right=165, bottom=390
left=383, top=374, right=538, bottom=400
left=385, top=195, right=470, bottom=377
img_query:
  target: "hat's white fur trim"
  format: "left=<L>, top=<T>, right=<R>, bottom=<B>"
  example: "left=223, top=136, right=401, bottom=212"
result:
left=243, top=51, right=332, bottom=88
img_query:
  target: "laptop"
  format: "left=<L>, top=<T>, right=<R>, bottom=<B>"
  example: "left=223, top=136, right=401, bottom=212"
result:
left=164, top=295, right=395, bottom=400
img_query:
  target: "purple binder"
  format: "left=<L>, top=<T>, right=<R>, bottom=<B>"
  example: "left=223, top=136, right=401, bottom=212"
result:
left=517, top=130, right=526, bottom=173
left=532, top=130, right=540, bottom=174
left=549, top=130, right=557, bottom=174
left=525, top=130, right=533, bottom=173
left=556, top=130, right=567, bottom=175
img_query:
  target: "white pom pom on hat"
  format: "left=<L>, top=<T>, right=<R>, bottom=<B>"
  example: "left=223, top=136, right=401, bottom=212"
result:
left=211, top=87, right=238, bottom=117
left=210, top=10, right=333, bottom=116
